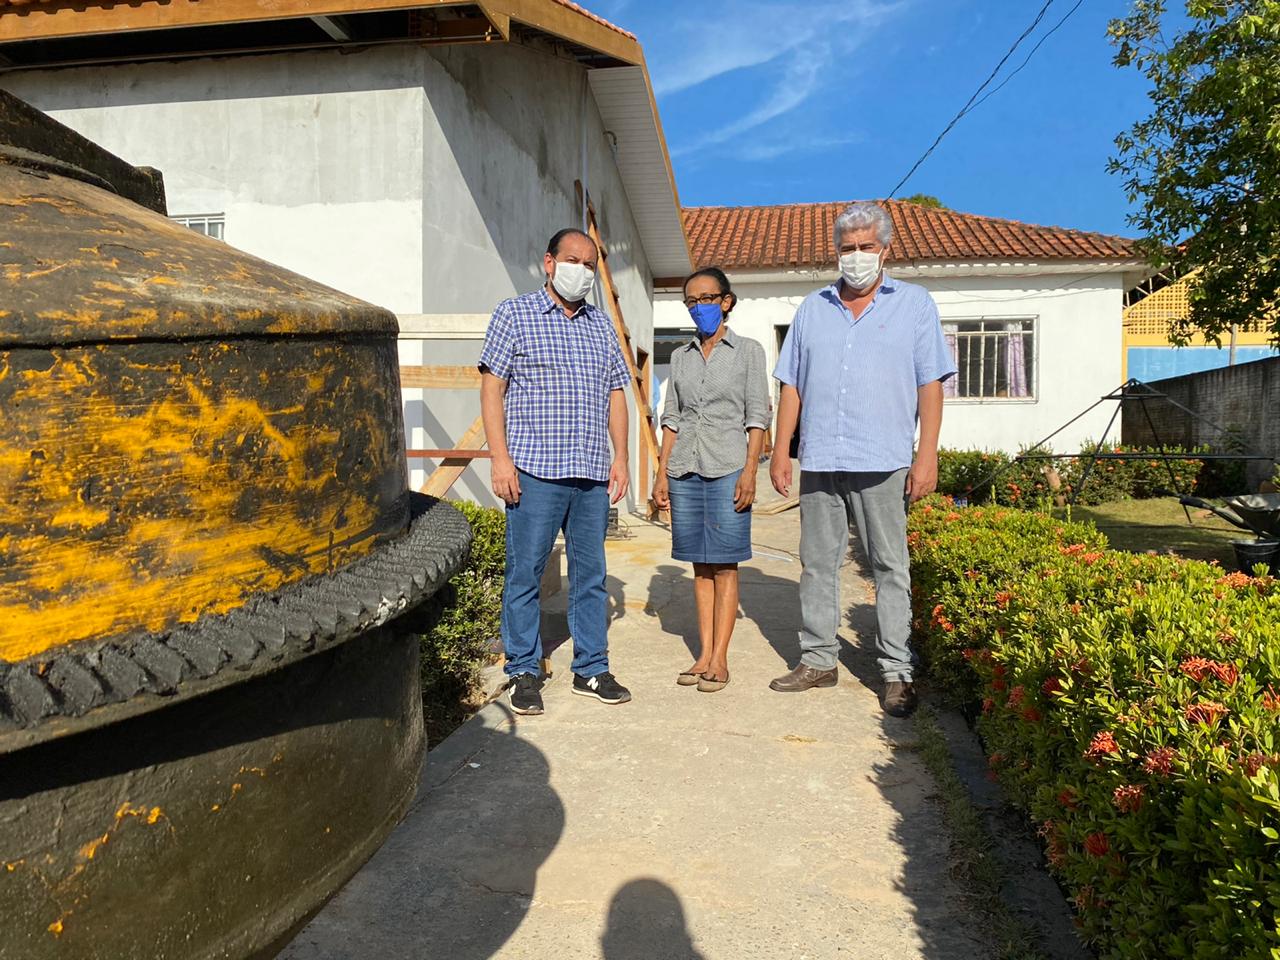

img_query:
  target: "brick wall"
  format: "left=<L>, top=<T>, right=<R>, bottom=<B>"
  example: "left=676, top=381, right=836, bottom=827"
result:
left=1121, top=357, right=1280, bottom=492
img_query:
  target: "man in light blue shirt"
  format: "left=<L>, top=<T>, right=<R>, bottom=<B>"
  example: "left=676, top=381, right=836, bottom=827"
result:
left=768, top=201, right=956, bottom=717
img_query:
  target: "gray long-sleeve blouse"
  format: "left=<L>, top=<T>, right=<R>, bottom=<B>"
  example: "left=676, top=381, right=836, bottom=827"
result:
left=661, top=327, right=772, bottom=479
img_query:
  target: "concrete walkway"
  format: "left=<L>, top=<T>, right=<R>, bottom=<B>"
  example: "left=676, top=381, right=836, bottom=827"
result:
left=280, top=498, right=993, bottom=960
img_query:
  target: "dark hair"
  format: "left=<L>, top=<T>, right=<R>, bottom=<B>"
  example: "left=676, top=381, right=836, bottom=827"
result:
left=547, top=228, right=595, bottom=256
left=684, top=266, right=731, bottom=294
left=683, top=266, right=736, bottom=312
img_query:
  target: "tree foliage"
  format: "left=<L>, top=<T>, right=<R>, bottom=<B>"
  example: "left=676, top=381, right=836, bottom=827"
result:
left=902, top=193, right=947, bottom=209
left=1109, top=1, right=1280, bottom=345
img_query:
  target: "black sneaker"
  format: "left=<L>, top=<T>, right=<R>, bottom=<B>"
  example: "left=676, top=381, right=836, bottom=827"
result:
left=572, top=672, right=632, bottom=705
left=508, top=674, right=544, bottom=715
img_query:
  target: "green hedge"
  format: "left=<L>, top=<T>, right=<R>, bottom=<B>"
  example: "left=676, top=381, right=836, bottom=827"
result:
left=937, top=443, right=1209, bottom=506
left=908, top=500, right=1280, bottom=957
left=417, top=500, right=505, bottom=742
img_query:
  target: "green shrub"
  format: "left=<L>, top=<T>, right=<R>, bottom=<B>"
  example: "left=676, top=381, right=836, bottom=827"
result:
left=417, top=500, right=505, bottom=743
left=909, top=499, right=1280, bottom=957
left=937, top=443, right=1207, bottom=506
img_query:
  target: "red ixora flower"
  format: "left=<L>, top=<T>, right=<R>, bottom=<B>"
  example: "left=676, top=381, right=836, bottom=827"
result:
left=1241, top=753, right=1272, bottom=778
left=1264, top=687, right=1280, bottom=713
left=1057, top=787, right=1079, bottom=810
left=1217, top=571, right=1253, bottom=589
left=1042, top=676, right=1063, bottom=696
left=1008, top=685, right=1026, bottom=709
left=1021, top=706, right=1043, bottom=723
left=1180, top=656, right=1215, bottom=682
left=1142, top=747, right=1177, bottom=776
left=1185, top=701, right=1229, bottom=726
left=991, top=677, right=1008, bottom=693
left=982, top=697, right=995, bottom=715
left=1180, top=657, right=1239, bottom=686
left=994, top=590, right=1013, bottom=608
left=1112, top=784, right=1146, bottom=813
left=1083, top=832, right=1110, bottom=857
left=1085, top=731, right=1120, bottom=760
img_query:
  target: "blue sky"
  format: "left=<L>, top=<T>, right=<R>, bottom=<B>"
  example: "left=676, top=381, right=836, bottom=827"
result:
left=590, top=0, right=1177, bottom=237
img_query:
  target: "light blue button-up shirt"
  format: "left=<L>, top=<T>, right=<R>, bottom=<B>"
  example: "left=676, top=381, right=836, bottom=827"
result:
left=773, top=274, right=956, bottom=472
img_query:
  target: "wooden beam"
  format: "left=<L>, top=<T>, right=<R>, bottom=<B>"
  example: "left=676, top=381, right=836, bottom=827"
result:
left=637, top=347, right=652, bottom=505
left=398, top=365, right=483, bottom=390
left=420, top=414, right=487, bottom=498
left=0, top=0, right=639, bottom=63
left=406, top=449, right=491, bottom=459
left=309, top=14, right=350, bottom=40
left=0, top=0, right=477, bottom=43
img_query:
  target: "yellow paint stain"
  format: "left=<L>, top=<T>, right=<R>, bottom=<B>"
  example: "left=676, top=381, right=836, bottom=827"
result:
left=211, top=804, right=221, bottom=812
left=47, top=920, right=64, bottom=937
left=78, top=834, right=110, bottom=860
left=6, top=859, right=25, bottom=871
left=144, top=275, right=180, bottom=286
left=0, top=341, right=395, bottom=661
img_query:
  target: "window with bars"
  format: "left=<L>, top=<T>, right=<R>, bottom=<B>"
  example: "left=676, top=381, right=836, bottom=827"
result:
left=653, top=330, right=692, bottom=366
left=172, top=214, right=225, bottom=241
left=942, top=317, right=1036, bottom=400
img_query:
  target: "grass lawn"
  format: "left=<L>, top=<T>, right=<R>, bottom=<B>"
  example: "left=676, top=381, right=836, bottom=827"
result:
left=1052, top=497, right=1250, bottom=567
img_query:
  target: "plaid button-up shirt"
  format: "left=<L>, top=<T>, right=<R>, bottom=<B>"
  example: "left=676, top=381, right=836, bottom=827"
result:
left=479, top=287, right=630, bottom=482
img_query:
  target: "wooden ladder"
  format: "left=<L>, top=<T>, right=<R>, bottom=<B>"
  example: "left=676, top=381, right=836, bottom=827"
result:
left=577, top=184, right=661, bottom=506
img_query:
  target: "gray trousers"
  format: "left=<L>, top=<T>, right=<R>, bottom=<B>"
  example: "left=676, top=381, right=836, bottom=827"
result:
left=797, top=469, right=914, bottom=682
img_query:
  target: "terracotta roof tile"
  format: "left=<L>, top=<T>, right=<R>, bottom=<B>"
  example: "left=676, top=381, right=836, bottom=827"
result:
left=550, top=0, right=636, bottom=40
left=683, top=200, right=1140, bottom=270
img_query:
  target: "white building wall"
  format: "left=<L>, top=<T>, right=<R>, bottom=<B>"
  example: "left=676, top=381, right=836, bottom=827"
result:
left=655, top=270, right=1126, bottom=455
left=5, top=40, right=655, bottom=510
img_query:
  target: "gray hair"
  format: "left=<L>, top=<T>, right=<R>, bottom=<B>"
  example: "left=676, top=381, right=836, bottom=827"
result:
left=833, top=202, right=893, bottom=249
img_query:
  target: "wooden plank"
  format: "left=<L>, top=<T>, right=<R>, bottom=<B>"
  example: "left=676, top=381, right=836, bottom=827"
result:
left=399, top=365, right=482, bottom=389
left=755, top=497, right=799, bottom=516
left=406, top=449, right=491, bottom=459
left=0, top=0, right=474, bottom=42
left=420, top=415, right=487, bottom=498
left=637, top=347, right=652, bottom=504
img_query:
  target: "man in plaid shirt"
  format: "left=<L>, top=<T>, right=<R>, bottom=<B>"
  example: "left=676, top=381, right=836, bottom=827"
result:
left=479, top=227, right=633, bottom=716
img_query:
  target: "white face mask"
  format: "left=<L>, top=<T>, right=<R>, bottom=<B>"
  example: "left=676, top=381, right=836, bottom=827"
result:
left=838, top=249, right=883, bottom=291
left=550, top=260, right=595, bottom=303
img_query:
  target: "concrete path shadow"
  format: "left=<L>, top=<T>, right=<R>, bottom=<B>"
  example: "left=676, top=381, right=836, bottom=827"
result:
left=600, top=878, right=705, bottom=960
left=278, top=707, right=564, bottom=960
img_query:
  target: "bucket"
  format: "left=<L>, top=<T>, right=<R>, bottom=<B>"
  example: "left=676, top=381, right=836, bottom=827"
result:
left=1232, top=539, right=1280, bottom=575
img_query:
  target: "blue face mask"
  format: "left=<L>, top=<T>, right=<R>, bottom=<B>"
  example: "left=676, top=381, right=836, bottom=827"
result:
left=689, top=302, right=723, bottom=336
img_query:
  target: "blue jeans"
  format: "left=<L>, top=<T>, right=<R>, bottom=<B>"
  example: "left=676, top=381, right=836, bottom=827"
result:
left=501, top=470, right=610, bottom=679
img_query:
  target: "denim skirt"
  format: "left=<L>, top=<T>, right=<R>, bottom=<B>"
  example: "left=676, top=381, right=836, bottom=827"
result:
left=668, top=470, right=752, bottom=564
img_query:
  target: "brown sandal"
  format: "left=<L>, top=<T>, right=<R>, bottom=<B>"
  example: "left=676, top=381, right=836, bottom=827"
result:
left=677, top=671, right=702, bottom=686
left=697, top=673, right=729, bottom=693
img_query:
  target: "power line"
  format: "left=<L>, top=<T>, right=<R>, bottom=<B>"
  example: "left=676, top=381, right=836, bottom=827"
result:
left=888, top=0, right=1058, bottom=199
left=968, top=0, right=1087, bottom=113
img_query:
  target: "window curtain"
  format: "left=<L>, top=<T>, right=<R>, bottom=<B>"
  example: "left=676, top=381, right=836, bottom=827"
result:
left=1004, top=321, right=1029, bottom=397
left=942, top=322, right=959, bottom=398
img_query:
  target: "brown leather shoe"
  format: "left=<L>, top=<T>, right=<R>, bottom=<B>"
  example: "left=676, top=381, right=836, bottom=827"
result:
left=769, top=663, right=838, bottom=692
left=883, top=681, right=918, bottom=717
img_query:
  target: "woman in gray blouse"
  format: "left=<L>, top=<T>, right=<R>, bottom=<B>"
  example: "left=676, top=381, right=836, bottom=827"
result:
left=653, top=267, right=771, bottom=693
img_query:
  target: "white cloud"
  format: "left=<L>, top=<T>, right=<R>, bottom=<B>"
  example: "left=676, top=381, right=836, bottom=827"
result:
left=735, top=129, right=861, bottom=163
left=671, top=51, right=829, bottom=155
left=657, top=0, right=902, bottom=162
left=650, top=0, right=900, bottom=97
